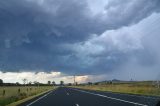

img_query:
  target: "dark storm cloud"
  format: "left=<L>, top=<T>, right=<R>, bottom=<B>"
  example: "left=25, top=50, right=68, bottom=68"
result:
left=91, top=0, right=160, bottom=31
left=0, top=0, right=160, bottom=75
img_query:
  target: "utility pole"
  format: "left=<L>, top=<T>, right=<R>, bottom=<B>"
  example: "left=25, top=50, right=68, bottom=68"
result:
left=73, top=74, right=83, bottom=85
left=157, top=80, right=159, bottom=88
left=74, top=75, right=75, bottom=85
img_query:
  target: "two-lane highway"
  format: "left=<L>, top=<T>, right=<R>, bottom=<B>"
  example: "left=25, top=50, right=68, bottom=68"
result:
left=20, top=87, right=160, bottom=106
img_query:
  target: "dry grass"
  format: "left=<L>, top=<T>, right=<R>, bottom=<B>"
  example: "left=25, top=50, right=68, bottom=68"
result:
left=73, top=82, right=160, bottom=96
left=0, top=86, right=54, bottom=106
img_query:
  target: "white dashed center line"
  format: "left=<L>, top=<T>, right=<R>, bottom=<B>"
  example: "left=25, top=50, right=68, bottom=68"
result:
left=76, top=104, right=79, bottom=106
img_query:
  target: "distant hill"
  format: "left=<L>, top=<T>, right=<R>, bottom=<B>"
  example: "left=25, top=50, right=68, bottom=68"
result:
left=112, top=79, right=121, bottom=82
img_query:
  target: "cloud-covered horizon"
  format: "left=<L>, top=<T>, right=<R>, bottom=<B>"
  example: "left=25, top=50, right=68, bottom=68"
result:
left=0, top=0, right=160, bottom=81
left=0, top=71, right=105, bottom=84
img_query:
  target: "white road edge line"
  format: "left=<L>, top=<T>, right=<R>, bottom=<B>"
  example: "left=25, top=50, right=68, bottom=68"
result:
left=26, top=90, right=53, bottom=106
left=103, top=91, right=159, bottom=100
left=72, top=88, right=148, bottom=106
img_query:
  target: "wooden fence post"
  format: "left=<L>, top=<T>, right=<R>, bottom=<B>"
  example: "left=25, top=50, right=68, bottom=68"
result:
left=3, top=89, right=5, bottom=96
left=18, top=88, right=20, bottom=94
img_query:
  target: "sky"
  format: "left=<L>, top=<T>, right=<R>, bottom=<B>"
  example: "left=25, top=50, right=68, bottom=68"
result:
left=0, top=0, right=160, bottom=84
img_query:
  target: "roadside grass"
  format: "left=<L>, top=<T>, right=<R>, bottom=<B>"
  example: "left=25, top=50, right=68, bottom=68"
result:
left=0, top=86, right=55, bottom=106
left=7, top=88, right=55, bottom=106
left=72, top=81, right=160, bottom=96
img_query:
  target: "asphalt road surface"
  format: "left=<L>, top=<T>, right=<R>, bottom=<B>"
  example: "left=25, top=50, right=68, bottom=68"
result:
left=20, top=87, right=160, bottom=106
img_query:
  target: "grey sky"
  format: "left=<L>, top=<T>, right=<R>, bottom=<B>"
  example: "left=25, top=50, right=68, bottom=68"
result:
left=0, top=0, right=160, bottom=81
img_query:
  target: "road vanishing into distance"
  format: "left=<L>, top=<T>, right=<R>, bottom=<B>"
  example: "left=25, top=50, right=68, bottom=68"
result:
left=20, top=87, right=160, bottom=106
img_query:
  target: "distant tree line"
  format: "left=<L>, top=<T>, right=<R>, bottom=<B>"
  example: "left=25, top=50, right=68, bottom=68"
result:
left=0, top=79, right=57, bottom=86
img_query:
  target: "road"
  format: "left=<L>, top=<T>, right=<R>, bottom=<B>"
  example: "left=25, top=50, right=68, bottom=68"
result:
left=20, top=87, right=160, bottom=106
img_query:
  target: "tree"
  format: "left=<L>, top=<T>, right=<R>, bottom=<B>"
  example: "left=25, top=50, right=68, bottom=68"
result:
left=60, top=81, right=64, bottom=86
left=34, top=81, right=39, bottom=86
left=22, top=78, right=27, bottom=85
left=94, top=82, right=99, bottom=85
left=75, top=82, right=78, bottom=86
left=28, top=81, right=32, bottom=85
left=0, top=79, right=3, bottom=86
left=88, top=82, right=92, bottom=85
left=48, top=81, right=51, bottom=85
left=16, top=82, right=20, bottom=86
left=68, top=83, right=72, bottom=86
left=52, top=81, right=56, bottom=86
